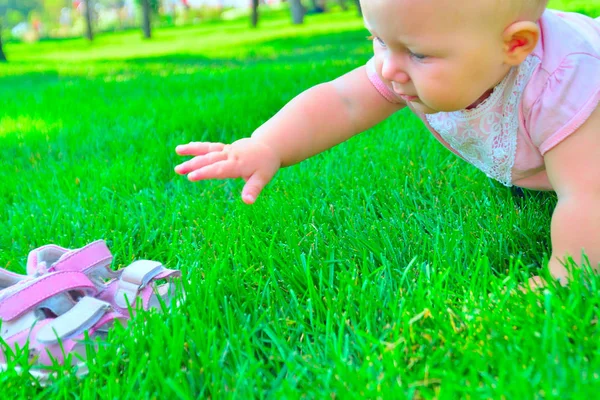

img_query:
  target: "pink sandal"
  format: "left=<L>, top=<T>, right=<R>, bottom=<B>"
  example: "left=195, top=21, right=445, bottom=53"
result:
left=0, top=270, right=125, bottom=381
left=26, top=240, right=183, bottom=316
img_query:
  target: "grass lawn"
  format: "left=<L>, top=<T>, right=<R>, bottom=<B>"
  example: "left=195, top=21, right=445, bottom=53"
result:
left=1, top=2, right=599, bottom=398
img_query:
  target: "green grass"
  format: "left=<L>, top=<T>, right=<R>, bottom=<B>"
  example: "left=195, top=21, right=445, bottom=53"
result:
left=1, top=3, right=600, bottom=399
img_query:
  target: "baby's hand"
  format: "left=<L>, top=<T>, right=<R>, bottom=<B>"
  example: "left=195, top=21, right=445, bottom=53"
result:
left=174, top=138, right=281, bottom=204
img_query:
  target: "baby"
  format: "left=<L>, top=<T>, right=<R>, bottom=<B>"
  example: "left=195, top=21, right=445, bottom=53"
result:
left=175, top=0, right=600, bottom=287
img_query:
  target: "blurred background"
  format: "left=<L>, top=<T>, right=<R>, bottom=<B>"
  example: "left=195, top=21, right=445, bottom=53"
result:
left=0, top=0, right=596, bottom=50
left=0, top=0, right=363, bottom=45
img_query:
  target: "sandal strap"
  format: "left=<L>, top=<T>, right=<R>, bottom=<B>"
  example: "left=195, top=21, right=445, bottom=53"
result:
left=27, top=240, right=113, bottom=275
left=45, top=240, right=113, bottom=275
left=36, top=297, right=112, bottom=344
left=114, top=260, right=165, bottom=308
left=0, top=271, right=97, bottom=322
left=27, top=244, right=69, bottom=275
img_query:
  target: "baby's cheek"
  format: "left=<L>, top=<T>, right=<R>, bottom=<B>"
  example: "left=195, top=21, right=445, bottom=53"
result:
left=415, top=78, right=444, bottom=105
left=418, top=69, right=465, bottom=111
left=372, top=53, right=382, bottom=71
left=430, top=92, right=460, bottom=112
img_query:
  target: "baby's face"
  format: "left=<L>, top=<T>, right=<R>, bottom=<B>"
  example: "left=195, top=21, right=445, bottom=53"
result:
left=362, top=0, right=513, bottom=113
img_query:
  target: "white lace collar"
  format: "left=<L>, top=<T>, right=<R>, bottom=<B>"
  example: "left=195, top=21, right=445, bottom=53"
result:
left=425, top=55, right=540, bottom=186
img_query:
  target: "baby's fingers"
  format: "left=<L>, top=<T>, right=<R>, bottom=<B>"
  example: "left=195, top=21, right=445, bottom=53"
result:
left=175, top=151, right=229, bottom=175
left=241, top=173, right=271, bottom=204
left=188, top=160, right=241, bottom=181
left=175, top=142, right=225, bottom=156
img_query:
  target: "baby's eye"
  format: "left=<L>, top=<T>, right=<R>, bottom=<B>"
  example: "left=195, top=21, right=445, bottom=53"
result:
left=409, top=51, right=428, bottom=61
left=375, top=37, right=387, bottom=48
left=367, top=35, right=387, bottom=48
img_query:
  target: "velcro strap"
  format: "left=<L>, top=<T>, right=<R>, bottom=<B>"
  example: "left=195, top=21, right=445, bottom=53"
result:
left=36, top=297, right=111, bottom=344
left=50, top=240, right=113, bottom=274
left=114, top=260, right=164, bottom=309
left=0, top=271, right=97, bottom=322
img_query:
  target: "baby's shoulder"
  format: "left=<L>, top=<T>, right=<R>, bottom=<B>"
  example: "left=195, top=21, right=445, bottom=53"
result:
left=523, top=10, right=600, bottom=107
left=533, top=10, right=600, bottom=76
left=519, top=11, right=600, bottom=154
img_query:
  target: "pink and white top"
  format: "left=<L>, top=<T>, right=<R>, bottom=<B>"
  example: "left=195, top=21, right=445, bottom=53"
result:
left=367, top=10, right=600, bottom=189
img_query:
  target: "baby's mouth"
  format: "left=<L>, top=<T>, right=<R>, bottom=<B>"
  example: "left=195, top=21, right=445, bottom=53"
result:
left=399, top=94, right=419, bottom=102
left=391, top=82, right=418, bottom=102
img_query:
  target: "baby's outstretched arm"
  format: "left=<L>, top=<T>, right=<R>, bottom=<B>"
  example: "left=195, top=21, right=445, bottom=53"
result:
left=542, top=105, right=600, bottom=283
left=175, top=66, right=405, bottom=203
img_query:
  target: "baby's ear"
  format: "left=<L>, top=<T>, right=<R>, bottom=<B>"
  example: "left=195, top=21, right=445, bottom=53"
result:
left=502, top=21, right=540, bottom=65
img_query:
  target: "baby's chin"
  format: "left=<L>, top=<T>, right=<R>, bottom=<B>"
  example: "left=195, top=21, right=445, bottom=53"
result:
left=408, top=101, right=441, bottom=115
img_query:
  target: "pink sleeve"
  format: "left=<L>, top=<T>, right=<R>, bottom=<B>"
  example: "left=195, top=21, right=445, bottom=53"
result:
left=365, top=58, right=403, bottom=104
left=527, top=53, right=600, bottom=155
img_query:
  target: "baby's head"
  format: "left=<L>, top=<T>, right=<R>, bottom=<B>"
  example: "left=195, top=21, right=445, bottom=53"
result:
left=505, top=0, right=548, bottom=21
left=362, top=0, right=548, bottom=113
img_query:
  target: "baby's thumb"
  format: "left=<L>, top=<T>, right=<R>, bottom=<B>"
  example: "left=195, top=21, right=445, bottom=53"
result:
left=242, top=173, right=267, bottom=205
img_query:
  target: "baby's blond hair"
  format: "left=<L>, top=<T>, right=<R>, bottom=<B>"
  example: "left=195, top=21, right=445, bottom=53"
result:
left=450, top=0, right=548, bottom=27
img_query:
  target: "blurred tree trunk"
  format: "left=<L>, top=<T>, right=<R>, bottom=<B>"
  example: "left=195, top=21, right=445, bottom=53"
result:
left=251, top=0, right=259, bottom=27
left=84, top=0, right=94, bottom=40
left=0, top=27, right=6, bottom=62
left=337, top=0, right=348, bottom=11
left=289, top=0, right=305, bottom=24
left=141, top=0, right=152, bottom=38
left=118, top=3, right=125, bottom=30
left=354, top=0, right=362, bottom=16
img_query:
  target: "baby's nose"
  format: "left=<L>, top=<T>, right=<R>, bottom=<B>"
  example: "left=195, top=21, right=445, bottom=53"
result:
left=381, top=57, right=411, bottom=84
